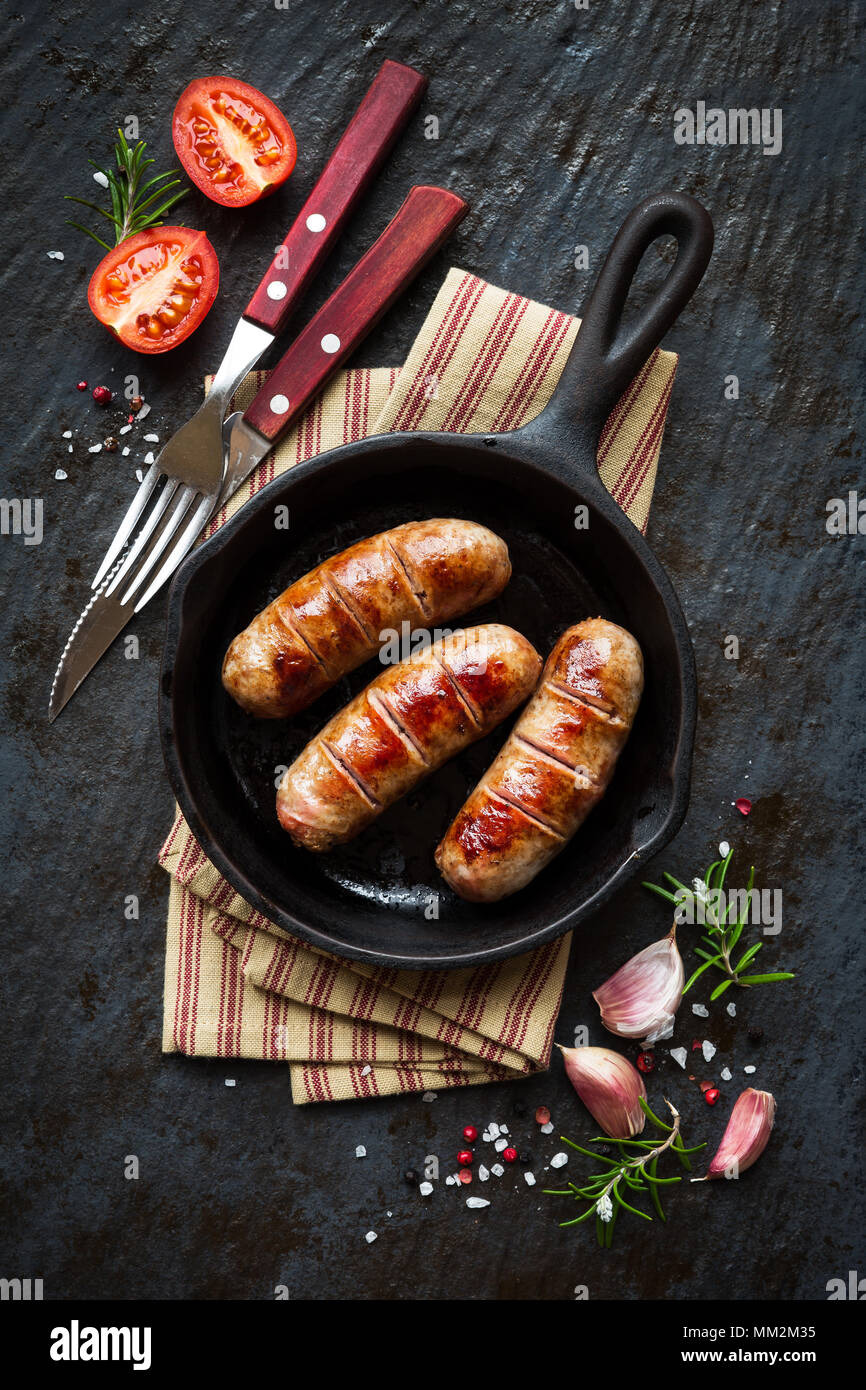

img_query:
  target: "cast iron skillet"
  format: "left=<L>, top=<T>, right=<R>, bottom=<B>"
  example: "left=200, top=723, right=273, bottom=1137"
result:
left=160, top=191, right=713, bottom=969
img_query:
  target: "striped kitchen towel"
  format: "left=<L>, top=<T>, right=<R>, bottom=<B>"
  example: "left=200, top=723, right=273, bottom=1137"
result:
left=160, top=267, right=678, bottom=1103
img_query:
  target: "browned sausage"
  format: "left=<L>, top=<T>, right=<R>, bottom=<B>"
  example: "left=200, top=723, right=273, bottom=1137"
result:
left=434, top=619, right=644, bottom=901
left=222, top=519, right=511, bottom=718
left=277, top=624, right=541, bottom=852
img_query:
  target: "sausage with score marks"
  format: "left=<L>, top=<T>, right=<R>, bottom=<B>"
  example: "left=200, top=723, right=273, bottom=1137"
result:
left=434, top=619, right=644, bottom=902
left=277, top=624, right=541, bottom=852
left=222, top=519, right=511, bottom=718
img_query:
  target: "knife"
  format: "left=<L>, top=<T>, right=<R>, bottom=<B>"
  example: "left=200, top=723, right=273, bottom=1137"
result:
left=48, top=185, right=469, bottom=721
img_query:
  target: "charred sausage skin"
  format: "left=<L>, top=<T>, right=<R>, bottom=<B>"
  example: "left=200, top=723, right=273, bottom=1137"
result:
left=434, top=619, right=644, bottom=902
left=222, top=519, right=511, bottom=718
left=277, top=624, right=541, bottom=852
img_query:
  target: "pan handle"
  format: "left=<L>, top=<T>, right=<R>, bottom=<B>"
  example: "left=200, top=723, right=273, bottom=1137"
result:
left=542, top=191, right=713, bottom=450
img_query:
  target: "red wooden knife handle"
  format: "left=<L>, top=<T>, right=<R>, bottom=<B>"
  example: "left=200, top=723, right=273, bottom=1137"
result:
left=243, top=186, right=468, bottom=443
left=243, top=59, right=427, bottom=335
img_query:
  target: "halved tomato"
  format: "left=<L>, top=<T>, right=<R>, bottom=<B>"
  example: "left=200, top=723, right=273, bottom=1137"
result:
left=87, top=227, right=219, bottom=355
left=172, top=77, right=297, bottom=208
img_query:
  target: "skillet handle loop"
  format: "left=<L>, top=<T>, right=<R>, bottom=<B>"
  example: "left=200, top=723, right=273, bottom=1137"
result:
left=554, top=191, right=714, bottom=439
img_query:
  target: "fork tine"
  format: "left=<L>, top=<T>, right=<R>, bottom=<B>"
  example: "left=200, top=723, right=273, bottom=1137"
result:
left=91, top=463, right=161, bottom=589
left=104, top=478, right=180, bottom=598
left=117, top=485, right=198, bottom=605
left=133, top=492, right=216, bottom=612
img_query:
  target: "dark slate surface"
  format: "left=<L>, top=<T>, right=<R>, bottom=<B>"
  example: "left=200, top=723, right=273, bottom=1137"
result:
left=1, top=0, right=863, bottom=1300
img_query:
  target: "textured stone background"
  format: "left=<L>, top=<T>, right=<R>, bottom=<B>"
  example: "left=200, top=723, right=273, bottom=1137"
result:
left=0, top=0, right=863, bottom=1299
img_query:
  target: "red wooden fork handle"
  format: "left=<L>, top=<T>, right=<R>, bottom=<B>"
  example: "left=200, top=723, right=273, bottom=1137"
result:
left=244, top=59, right=427, bottom=335
left=243, top=186, right=468, bottom=443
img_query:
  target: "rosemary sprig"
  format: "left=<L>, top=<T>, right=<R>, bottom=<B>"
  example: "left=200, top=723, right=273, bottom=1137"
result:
left=65, top=129, right=189, bottom=250
left=543, top=1098, right=705, bottom=1247
left=643, top=847, right=795, bottom=998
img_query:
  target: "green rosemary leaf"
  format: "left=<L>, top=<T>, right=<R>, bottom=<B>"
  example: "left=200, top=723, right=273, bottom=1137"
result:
left=642, top=881, right=680, bottom=905
left=734, top=942, right=763, bottom=973
left=648, top=1157, right=665, bottom=1220
left=560, top=1207, right=598, bottom=1227
left=709, top=978, right=735, bottom=1000
left=692, top=947, right=722, bottom=964
left=663, top=871, right=691, bottom=893
left=736, top=972, right=796, bottom=985
left=560, top=1138, right=621, bottom=1166
left=683, top=954, right=724, bottom=993
left=65, top=219, right=112, bottom=250
left=638, top=1096, right=671, bottom=1131
left=613, top=1187, right=652, bottom=1221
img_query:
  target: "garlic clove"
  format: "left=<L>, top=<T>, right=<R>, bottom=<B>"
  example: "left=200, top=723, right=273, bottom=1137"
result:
left=592, top=925, right=685, bottom=1042
left=559, top=1044, right=647, bottom=1139
left=699, top=1087, right=776, bottom=1180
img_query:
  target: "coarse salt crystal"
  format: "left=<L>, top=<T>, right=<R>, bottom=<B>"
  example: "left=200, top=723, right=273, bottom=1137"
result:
left=88, top=444, right=102, bottom=453
left=422, top=1092, right=436, bottom=1102
left=445, top=1175, right=455, bottom=1186
left=466, top=1197, right=490, bottom=1209
left=365, top=1231, right=377, bottom=1243
left=361, top=1064, right=371, bottom=1076
left=702, top=1040, right=716, bottom=1062
left=719, top=840, right=730, bottom=857
left=727, top=1002, right=737, bottom=1017
left=137, top=402, right=151, bottom=419
left=744, top=1064, right=756, bottom=1074
left=499, top=1124, right=508, bottom=1135
left=68, top=445, right=73, bottom=453
left=670, top=1047, right=688, bottom=1068
left=487, top=1122, right=500, bottom=1139
left=494, top=1137, right=508, bottom=1152
left=490, top=1163, right=504, bottom=1177
left=355, top=1145, right=366, bottom=1158
left=225, top=1079, right=236, bottom=1087
left=692, top=1003, right=709, bottom=1017
left=135, top=469, right=144, bottom=482
left=481, top=1130, right=493, bottom=1142
left=119, top=424, right=132, bottom=435
left=720, top=1066, right=732, bottom=1081
left=144, top=451, right=155, bottom=464
left=524, top=1171, right=536, bottom=1186
left=62, top=430, right=72, bottom=439
left=550, top=1152, right=568, bottom=1169
left=540, top=1121, right=554, bottom=1134
left=54, top=469, right=67, bottom=481
left=122, top=447, right=130, bottom=457
left=478, top=1164, right=490, bottom=1182
left=419, top=1181, right=433, bottom=1196
left=144, top=433, right=159, bottom=442
left=93, top=171, right=110, bottom=188
left=46, top=250, right=65, bottom=260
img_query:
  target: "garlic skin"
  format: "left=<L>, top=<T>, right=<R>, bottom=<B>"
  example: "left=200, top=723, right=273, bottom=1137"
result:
left=559, top=1045, right=647, bottom=1139
left=702, top=1088, right=776, bottom=1180
left=592, top=926, right=684, bottom=1043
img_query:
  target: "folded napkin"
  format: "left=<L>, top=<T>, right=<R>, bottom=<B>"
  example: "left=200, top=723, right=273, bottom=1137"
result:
left=160, top=268, right=677, bottom=1103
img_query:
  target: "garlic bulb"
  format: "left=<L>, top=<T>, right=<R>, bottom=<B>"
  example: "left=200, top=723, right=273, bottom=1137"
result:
left=592, top=926, right=684, bottom=1043
left=559, top=1044, right=646, bottom=1139
left=700, top=1087, right=776, bottom=1180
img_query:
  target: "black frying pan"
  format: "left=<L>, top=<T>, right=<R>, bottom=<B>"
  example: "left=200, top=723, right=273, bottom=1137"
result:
left=160, top=190, right=714, bottom=969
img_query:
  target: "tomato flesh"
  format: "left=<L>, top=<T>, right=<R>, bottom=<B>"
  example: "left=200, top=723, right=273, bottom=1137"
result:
left=87, top=227, right=219, bottom=355
left=173, top=77, right=297, bottom=208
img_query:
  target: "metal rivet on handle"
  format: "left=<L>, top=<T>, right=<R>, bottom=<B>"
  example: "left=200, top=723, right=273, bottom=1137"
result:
left=306, top=213, right=327, bottom=233
left=270, top=395, right=290, bottom=415
left=267, top=281, right=287, bottom=300
left=321, top=334, right=341, bottom=354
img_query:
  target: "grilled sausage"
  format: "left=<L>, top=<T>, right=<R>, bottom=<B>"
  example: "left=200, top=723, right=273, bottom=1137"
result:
left=435, top=619, right=643, bottom=902
left=222, top=519, right=511, bottom=718
left=277, top=624, right=541, bottom=852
